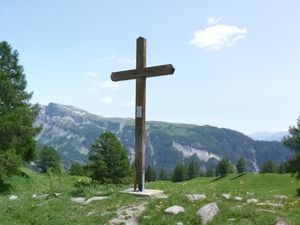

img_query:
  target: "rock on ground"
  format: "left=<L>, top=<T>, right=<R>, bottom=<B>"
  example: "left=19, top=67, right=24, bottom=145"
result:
left=276, top=218, right=289, bottom=225
left=109, top=203, right=147, bottom=225
left=83, top=196, right=109, bottom=205
left=71, top=197, right=86, bottom=204
left=9, top=195, right=18, bottom=200
left=222, top=193, right=231, bottom=199
left=234, top=197, right=243, bottom=201
left=165, top=205, right=185, bottom=215
left=247, top=198, right=258, bottom=204
left=274, top=195, right=288, bottom=200
left=197, top=202, right=219, bottom=225
left=186, top=194, right=206, bottom=202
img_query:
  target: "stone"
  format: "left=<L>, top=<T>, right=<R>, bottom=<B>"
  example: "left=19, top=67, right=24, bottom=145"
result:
left=276, top=218, right=289, bottom=225
left=165, top=205, right=185, bottom=215
left=32, top=194, right=49, bottom=199
left=83, top=196, right=109, bottom=205
left=228, top=218, right=236, bottom=221
left=256, top=202, right=284, bottom=208
left=186, top=194, right=206, bottom=202
left=109, top=203, right=146, bottom=225
left=71, top=197, right=86, bottom=204
left=222, top=193, right=231, bottom=199
left=274, top=195, right=288, bottom=200
left=177, top=222, right=184, bottom=225
left=197, top=202, right=219, bottom=225
left=234, top=197, right=243, bottom=201
left=246, top=198, right=258, bottom=204
left=9, top=195, right=18, bottom=200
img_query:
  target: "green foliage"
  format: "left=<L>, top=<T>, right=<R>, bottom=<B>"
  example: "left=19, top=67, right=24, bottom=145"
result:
left=205, top=166, right=215, bottom=177
left=187, top=159, right=200, bottom=179
left=46, top=167, right=63, bottom=197
left=37, top=146, right=62, bottom=174
left=145, top=165, right=156, bottom=182
left=260, top=160, right=277, bottom=173
left=0, top=42, right=40, bottom=182
left=87, top=131, right=131, bottom=184
left=216, top=158, right=234, bottom=177
left=236, top=156, right=246, bottom=173
left=172, top=163, right=187, bottom=182
left=158, top=169, right=168, bottom=180
left=69, top=163, right=86, bottom=176
left=283, top=116, right=300, bottom=179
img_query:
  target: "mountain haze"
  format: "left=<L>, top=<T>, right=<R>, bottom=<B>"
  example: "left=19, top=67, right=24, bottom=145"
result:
left=35, top=103, right=292, bottom=172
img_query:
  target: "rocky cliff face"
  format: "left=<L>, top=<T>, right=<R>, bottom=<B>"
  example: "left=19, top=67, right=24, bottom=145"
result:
left=35, top=103, right=292, bottom=172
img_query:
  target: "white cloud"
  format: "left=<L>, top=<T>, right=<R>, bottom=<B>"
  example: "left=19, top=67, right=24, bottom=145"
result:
left=101, top=97, right=112, bottom=103
left=85, top=71, right=99, bottom=78
left=207, top=17, right=222, bottom=25
left=96, top=80, right=120, bottom=90
left=102, top=54, right=135, bottom=65
left=190, top=24, right=247, bottom=50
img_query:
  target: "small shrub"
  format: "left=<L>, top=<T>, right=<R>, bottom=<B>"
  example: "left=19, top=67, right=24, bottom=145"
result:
left=297, top=188, right=300, bottom=197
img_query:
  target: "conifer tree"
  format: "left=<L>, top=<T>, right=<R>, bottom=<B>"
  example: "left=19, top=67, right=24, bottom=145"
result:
left=236, top=156, right=246, bottom=174
left=0, top=41, right=40, bottom=182
left=216, top=158, right=234, bottom=177
left=283, top=116, right=300, bottom=179
left=88, top=132, right=131, bottom=184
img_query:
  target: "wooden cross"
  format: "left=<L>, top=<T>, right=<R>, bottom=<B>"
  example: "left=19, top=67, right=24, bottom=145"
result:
left=111, top=37, right=175, bottom=192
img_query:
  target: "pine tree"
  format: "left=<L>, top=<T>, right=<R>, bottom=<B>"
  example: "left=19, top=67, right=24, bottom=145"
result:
left=37, top=146, right=62, bottom=173
left=236, top=156, right=246, bottom=174
left=172, top=163, right=186, bottom=182
left=259, top=160, right=277, bottom=173
left=69, top=163, right=86, bottom=176
left=283, top=116, right=300, bottom=179
left=216, top=158, right=234, bottom=177
left=187, top=159, right=199, bottom=180
left=158, top=169, right=168, bottom=180
left=88, top=132, right=131, bottom=184
left=0, top=41, right=40, bottom=182
left=145, top=165, right=156, bottom=182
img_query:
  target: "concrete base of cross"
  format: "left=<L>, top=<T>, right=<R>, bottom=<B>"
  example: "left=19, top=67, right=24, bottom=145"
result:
left=120, top=188, right=165, bottom=197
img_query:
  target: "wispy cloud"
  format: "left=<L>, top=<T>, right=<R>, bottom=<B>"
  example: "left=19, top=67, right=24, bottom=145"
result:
left=85, top=71, right=99, bottom=78
left=207, top=17, right=222, bottom=25
left=100, top=54, right=135, bottom=65
left=95, top=80, right=120, bottom=90
left=190, top=19, right=247, bottom=50
left=85, top=71, right=120, bottom=91
left=101, top=97, right=113, bottom=104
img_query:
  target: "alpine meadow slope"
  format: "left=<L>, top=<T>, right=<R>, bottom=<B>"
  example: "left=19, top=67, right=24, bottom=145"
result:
left=35, top=103, right=292, bottom=172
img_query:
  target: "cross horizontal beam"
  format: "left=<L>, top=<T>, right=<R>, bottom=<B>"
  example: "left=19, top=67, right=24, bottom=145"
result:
left=111, top=64, right=175, bottom=82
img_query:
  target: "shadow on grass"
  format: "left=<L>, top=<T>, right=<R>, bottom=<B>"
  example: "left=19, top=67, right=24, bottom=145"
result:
left=210, top=176, right=225, bottom=182
left=231, top=173, right=246, bottom=180
left=0, top=182, right=12, bottom=194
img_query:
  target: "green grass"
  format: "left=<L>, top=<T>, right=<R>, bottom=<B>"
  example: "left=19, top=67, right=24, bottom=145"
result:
left=0, top=170, right=299, bottom=225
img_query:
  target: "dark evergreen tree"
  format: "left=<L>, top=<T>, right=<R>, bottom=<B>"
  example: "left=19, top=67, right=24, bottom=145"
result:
left=158, top=169, right=168, bottom=180
left=259, top=160, right=277, bottom=173
left=0, top=41, right=40, bottom=182
left=236, top=156, right=246, bottom=174
left=88, top=132, right=131, bottom=184
left=172, top=163, right=186, bottom=182
left=69, top=163, right=86, bottom=176
left=187, top=159, right=199, bottom=180
left=145, top=165, right=156, bottom=182
left=37, top=146, right=61, bottom=174
left=216, top=158, right=234, bottom=177
left=283, top=116, right=300, bottom=179
left=205, top=166, right=215, bottom=177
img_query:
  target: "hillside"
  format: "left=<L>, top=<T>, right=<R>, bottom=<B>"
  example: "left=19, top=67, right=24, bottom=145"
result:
left=35, top=103, right=292, bottom=172
left=0, top=169, right=299, bottom=225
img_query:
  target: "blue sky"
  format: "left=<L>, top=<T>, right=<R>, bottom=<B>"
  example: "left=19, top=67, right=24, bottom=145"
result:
left=1, top=0, right=300, bottom=134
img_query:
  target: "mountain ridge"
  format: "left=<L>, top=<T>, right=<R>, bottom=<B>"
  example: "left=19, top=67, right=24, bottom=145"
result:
left=35, top=103, right=292, bottom=172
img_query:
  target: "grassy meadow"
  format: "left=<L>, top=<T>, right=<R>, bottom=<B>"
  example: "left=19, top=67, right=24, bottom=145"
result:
left=0, top=169, right=299, bottom=225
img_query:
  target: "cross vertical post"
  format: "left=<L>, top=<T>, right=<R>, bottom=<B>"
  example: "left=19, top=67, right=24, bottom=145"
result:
left=110, top=37, right=174, bottom=192
left=135, top=37, right=146, bottom=191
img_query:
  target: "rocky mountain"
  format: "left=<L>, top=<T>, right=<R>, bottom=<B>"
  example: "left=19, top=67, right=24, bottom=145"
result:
left=35, top=103, right=292, bottom=172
